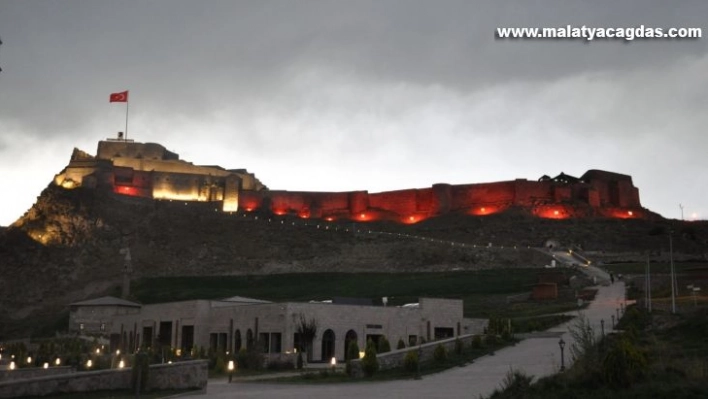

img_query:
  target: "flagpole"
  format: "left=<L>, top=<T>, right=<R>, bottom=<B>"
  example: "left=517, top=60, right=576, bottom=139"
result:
left=125, top=98, right=129, bottom=141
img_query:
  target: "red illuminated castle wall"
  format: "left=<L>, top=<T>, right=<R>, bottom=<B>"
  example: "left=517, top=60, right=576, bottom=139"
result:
left=54, top=140, right=646, bottom=223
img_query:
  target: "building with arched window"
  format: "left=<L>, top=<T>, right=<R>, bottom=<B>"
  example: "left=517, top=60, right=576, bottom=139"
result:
left=70, top=295, right=486, bottom=363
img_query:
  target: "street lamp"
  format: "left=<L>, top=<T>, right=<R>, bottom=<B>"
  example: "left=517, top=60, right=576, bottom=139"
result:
left=611, top=314, right=615, bottom=329
left=228, top=360, right=235, bottom=383
left=558, top=338, right=566, bottom=371
left=600, top=319, right=605, bottom=336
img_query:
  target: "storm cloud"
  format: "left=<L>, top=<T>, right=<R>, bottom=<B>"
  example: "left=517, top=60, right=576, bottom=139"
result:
left=0, top=0, right=706, bottom=225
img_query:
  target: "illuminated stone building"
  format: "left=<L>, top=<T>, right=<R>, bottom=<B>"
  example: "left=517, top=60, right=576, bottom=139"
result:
left=68, top=295, right=484, bottom=363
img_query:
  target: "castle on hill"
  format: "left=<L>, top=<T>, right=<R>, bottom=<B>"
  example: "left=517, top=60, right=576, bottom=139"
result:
left=53, top=137, right=645, bottom=222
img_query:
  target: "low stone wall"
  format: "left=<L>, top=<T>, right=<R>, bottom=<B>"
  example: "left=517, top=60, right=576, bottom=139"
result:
left=349, top=334, right=483, bottom=377
left=0, top=367, right=75, bottom=382
left=0, top=360, right=207, bottom=399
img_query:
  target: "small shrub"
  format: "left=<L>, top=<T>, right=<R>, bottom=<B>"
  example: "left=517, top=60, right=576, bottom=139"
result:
left=433, top=344, right=447, bottom=363
left=471, top=335, right=482, bottom=349
left=361, top=340, right=379, bottom=377
left=345, top=340, right=360, bottom=376
left=213, top=355, right=226, bottom=373
left=378, top=336, right=391, bottom=354
left=486, top=334, right=499, bottom=347
left=403, top=350, right=419, bottom=372
left=397, top=338, right=406, bottom=350
left=267, top=359, right=295, bottom=370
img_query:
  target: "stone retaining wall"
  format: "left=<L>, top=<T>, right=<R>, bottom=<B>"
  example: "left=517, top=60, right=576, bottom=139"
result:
left=349, top=334, right=483, bottom=377
left=0, top=360, right=207, bottom=398
left=0, top=367, right=75, bottom=383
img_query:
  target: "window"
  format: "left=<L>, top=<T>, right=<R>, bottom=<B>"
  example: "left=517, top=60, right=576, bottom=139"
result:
left=270, top=333, right=282, bottom=354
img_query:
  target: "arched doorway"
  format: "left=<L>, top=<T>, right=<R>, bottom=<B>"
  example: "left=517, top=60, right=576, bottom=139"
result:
left=234, top=330, right=242, bottom=352
left=344, top=330, right=358, bottom=360
left=321, top=329, right=335, bottom=362
left=246, top=329, right=254, bottom=350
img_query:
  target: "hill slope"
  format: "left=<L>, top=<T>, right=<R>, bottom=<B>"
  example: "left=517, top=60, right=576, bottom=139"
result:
left=0, top=183, right=706, bottom=339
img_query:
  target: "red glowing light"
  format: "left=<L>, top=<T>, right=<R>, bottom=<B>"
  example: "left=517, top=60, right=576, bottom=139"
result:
left=325, top=217, right=334, bottom=222
left=481, top=207, right=486, bottom=213
left=273, top=209, right=286, bottom=216
left=628, top=211, right=633, bottom=216
left=553, top=210, right=559, bottom=215
left=245, top=207, right=253, bottom=212
left=115, top=186, right=138, bottom=197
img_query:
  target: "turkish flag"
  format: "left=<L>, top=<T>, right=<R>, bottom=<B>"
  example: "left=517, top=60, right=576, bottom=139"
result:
left=109, top=91, right=129, bottom=102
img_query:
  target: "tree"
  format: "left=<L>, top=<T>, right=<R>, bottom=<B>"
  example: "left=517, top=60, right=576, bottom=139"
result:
left=396, top=338, right=406, bottom=350
left=377, top=336, right=391, bottom=353
left=345, top=340, right=360, bottom=376
left=361, top=339, right=379, bottom=377
left=296, top=314, right=318, bottom=362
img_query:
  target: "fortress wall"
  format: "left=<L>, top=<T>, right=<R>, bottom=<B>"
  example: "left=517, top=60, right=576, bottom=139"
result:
left=239, top=191, right=264, bottom=211
left=348, top=191, right=369, bottom=214
left=269, top=191, right=305, bottom=213
left=450, top=181, right=516, bottom=209
left=513, top=180, right=554, bottom=205
left=431, top=184, right=452, bottom=214
left=415, top=189, right=434, bottom=213
left=553, top=186, right=572, bottom=202
left=617, top=181, right=641, bottom=207
left=368, top=189, right=420, bottom=215
left=152, top=172, right=204, bottom=201
left=97, top=141, right=177, bottom=160
left=112, top=158, right=231, bottom=177
left=313, top=192, right=350, bottom=214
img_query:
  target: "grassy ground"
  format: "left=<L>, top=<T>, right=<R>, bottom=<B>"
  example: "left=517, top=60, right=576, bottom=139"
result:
left=602, top=261, right=708, bottom=276
left=129, top=269, right=584, bottom=318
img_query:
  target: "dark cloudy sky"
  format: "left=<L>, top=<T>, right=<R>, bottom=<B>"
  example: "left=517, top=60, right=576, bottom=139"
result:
left=1, top=0, right=706, bottom=225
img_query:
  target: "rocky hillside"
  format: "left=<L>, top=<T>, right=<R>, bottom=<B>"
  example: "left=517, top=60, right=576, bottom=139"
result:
left=0, top=183, right=706, bottom=339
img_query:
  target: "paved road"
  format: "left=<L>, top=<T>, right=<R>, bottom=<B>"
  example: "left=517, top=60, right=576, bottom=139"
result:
left=201, top=282, right=626, bottom=398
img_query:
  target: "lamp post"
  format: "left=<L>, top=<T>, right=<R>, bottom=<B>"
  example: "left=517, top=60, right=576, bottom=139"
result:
left=228, top=360, right=235, bottom=383
left=670, top=230, right=677, bottom=314
left=558, top=338, right=566, bottom=372
left=611, top=314, right=615, bottom=329
left=600, top=319, right=605, bottom=336
left=616, top=307, right=620, bottom=320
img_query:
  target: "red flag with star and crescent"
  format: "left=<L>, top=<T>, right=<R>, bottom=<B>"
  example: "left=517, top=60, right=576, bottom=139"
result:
left=109, top=91, right=129, bottom=102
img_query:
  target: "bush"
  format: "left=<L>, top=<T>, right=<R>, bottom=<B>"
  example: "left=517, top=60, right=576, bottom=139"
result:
left=267, top=359, right=295, bottom=370
left=486, top=334, right=499, bottom=347
left=237, top=347, right=264, bottom=370
left=213, top=355, right=226, bottom=373
left=346, top=340, right=360, bottom=376
left=488, top=368, right=533, bottom=398
left=397, top=338, right=406, bottom=350
left=602, top=337, right=648, bottom=388
left=403, top=350, right=419, bottom=372
left=377, top=336, right=391, bottom=354
left=361, top=340, right=379, bottom=377
left=296, top=352, right=303, bottom=370
left=433, top=344, right=447, bottom=363
left=471, top=335, right=482, bottom=349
